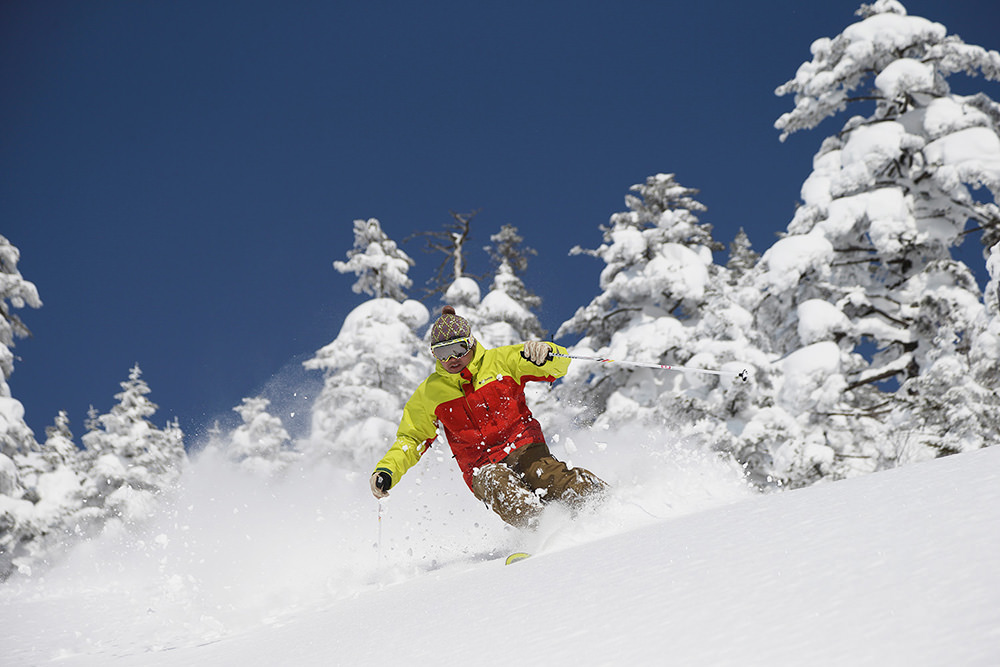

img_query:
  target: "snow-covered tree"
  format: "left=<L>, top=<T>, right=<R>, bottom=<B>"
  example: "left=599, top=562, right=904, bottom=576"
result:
left=0, top=235, right=42, bottom=579
left=303, top=299, right=431, bottom=470
left=556, top=174, right=730, bottom=426
left=17, top=412, right=80, bottom=497
left=39, top=411, right=78, bottom=470
left=0, top=235, right=41, bottom=459
left=725, top=228, right=760, bottom=284
left=1, top=412, right=87, bottom=579
left=334, top=218, right=414, bottom=301
left=889, top=239, right=1000, bottom=461
left=560, top=174, right=720, bottom=348
left=307, top=224, right=433, bottom=469
left=738, top=0, right=1000, bottom=484
left=226, top=397, right=294, bottom=476
left=974, top=241, right=1000, bottom=382
left=80, top=365, right=187, bottom=524
left=476, top=225, right=546, bottom=347
left=485, top=223, right=537, bottom=276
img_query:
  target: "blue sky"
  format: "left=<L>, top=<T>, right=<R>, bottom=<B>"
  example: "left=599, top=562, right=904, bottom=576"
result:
left=3, top=1, right=999, bottom=443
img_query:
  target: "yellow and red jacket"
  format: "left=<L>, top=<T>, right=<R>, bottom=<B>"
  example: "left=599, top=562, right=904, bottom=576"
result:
left=374, top=341, right=570, bottom=490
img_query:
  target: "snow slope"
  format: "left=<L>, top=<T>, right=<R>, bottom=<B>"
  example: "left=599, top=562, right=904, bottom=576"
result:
left=3, top=443, right=998, bottom=666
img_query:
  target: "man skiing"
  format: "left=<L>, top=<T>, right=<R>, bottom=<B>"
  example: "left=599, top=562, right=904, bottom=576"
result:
left=369, top=306, right=606, bottom=528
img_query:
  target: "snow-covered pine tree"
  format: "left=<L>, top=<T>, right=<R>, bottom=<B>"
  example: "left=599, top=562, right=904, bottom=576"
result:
left=1, top=412, right=87, bottom=579
left=40, top=411, right=78, bottom=469
left=16, top=411, right=81, bottom=505
left=303, top=224, right=432, bottom=470
left=477, top=224, right=546, bottom=347
left=0, top=235, right=41, bottom=460
left=556, top=174, right=728, bottom=427
left=226, top=397, right=294, bottom=476
left=560, top=174, right=720, bottom=346
left=745, top=0, right=1000, bottom=484
left=974, top=241, right=1000, bottom=381
left=892, top=238, right=1000, bottom=461
left=79, top=365, right=187, bottom=525
left=726, top=228, right=760, bottom=284
left=334, top=218, right=415, bottom=301
left=0, top=235, right=42, bottom=580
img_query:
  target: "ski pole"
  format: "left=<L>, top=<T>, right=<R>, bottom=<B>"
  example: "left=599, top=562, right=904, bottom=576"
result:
left=552, top=353, right=750, bottom=382
left=377, top=500, right=384, bottom=568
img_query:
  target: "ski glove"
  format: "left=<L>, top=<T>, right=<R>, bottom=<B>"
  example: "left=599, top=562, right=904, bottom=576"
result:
left=522, top=341, right=553, bottom=366
left=370, top=471, right=392, bottom=499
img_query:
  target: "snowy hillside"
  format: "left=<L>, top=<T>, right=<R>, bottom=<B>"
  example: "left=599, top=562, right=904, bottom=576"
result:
left=3, top=440, right=997, bottom=666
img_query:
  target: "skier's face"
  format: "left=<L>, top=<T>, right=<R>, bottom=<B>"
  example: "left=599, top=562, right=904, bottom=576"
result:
left=441, top=344, right=475, bottom=374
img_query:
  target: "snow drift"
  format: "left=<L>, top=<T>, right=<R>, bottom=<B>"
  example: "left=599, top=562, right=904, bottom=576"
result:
left=2, top=435, right=997, bottom=666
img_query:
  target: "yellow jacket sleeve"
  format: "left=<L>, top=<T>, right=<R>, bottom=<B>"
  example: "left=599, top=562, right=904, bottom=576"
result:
left=373, top=383, right=439, bottom=488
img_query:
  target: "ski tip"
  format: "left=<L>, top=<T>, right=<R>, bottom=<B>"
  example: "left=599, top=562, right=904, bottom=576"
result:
left=505, top=552, right=531, bottom=565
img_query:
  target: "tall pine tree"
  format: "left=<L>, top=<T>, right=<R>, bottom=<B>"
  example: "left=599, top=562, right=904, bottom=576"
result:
left=556, top=174, right=730, bottom=428
left=739, top=0, right=1000, bottom=484
left=304, top=223, right=432, bottom=470
left=226, top=397, right=294, bottom=476
left=80, top=365, right=187, bottom=524
left=334, top=218, right=415, bottom=301
left=0, top=235, right=41, bottom=459
left=477, top=224, right=546, bottom=347
left=0, top=236, right=42, bottom=580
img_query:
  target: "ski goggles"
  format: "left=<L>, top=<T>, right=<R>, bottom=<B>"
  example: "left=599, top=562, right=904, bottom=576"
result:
left=430, top=336, right=474, bottom=361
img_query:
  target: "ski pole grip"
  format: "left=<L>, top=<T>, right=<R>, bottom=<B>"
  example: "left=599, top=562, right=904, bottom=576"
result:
left=520, top=350, right=554, bottom=365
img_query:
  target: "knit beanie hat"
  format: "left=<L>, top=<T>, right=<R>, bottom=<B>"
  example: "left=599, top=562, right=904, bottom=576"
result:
left=429, top=306, right=473, bottom=345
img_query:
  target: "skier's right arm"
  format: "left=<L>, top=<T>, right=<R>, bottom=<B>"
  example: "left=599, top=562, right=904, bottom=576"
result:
left=370, top=386, right=438, bottom=498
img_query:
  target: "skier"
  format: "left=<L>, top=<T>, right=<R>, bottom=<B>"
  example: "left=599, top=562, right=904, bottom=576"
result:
left=369, top=306, right=606, bottom=528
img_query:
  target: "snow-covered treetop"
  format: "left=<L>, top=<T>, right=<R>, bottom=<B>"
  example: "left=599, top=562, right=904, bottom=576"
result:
left=304, top=298, right=429, bottom=383
left=41, top=410, right=77, bottom=465
left=726, top=228, right=759, bottom=282
left=485, top=224, right=537, bottom=276
left=118, top=364, right=156, bottom=412
left=333, top=218, right=414, bottom=302
left=773, top=0, right=1000, bottom=266
left=605, top=173, right=718, bottom=251
left=573, top=173, right=717, bottom=288
left=775, top=0, right=1000, bottom=141
left=443, top=276, right=482, bottom=312
left=228, top=396, right=290, bottom=473
left=559, top=173, right=718, bottom=345
left=476, top=225, right=546, bottom=344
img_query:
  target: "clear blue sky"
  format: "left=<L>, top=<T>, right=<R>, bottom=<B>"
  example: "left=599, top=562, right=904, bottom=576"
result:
left=3, top=1, right=999, bottom=443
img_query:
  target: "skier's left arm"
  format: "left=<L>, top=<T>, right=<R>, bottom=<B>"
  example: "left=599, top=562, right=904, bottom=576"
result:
left=371, top=385, right=439, bottom=494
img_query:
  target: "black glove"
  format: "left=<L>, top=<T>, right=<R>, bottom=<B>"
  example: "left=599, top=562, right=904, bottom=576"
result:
left=370, top=471, right=392, bottom=499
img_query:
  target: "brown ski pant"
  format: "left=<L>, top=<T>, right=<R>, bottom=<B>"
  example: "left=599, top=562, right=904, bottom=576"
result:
left=470, top=442, right=607, bottom=528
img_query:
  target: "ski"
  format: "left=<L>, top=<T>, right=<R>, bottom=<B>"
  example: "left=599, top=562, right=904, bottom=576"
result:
left=505, top=552, right=531, bottom=565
